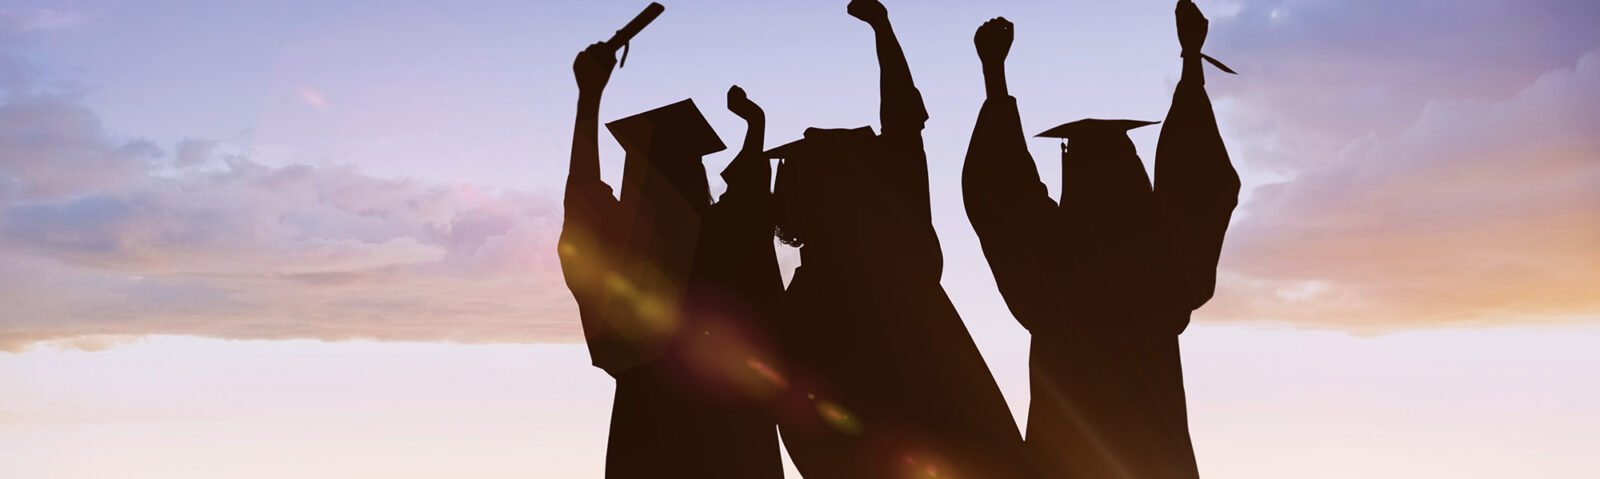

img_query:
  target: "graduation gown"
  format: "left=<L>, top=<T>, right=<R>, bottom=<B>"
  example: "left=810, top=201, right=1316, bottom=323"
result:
left=559, top=157, right=785, bottom=478
left=776, top=86, right=1030, bottom=479
left=961, top=61, right=1238, bottom=478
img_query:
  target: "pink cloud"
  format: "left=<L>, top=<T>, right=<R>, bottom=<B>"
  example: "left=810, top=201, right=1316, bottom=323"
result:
left=0, top=25, right=576, bottom=351
left=1200, top=43, right=1600, bottom=330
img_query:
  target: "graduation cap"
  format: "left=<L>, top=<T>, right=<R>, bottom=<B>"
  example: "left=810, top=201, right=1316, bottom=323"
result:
left=606, top=99, right=727, bottom=158
left=762, top=137, right=807, bottom=160
left=762, top=127, right=876, bottom=159
left=1036, top=119, right=1160, bottom=141
left=1039, top=119, right=1160, bottom=199
left=1037, top=118, right=1158, bottom=150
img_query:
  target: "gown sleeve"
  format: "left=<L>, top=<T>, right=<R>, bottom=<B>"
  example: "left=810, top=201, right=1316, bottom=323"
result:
left=962, top=96, right=1071, bottom=334
left=1152, top=62, right=1241, bottom=334
left=872, top=24, right=935, bottom=251
left=557, top=179, right=639, bottom=375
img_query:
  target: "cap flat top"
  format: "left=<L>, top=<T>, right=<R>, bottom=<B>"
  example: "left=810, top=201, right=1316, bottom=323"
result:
left=1036, top=118, right=1160, bottom=140
left=763, top=126, right=875, bottom=159
left=606, top=99, right=727, bottom=157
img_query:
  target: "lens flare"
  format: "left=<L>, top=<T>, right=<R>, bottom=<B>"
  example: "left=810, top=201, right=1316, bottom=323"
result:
left=745, top=357, right=789, bottom=390
left=815, top=400, right=862, bottom=435
left=899, top=452, right=955, bottom=478
left=600, top=272, right=680, bottom=337
left=604, top=273, right=637, bottom=297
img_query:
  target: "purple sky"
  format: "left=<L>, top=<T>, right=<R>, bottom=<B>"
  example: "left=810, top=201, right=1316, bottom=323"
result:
left=0, top=1, right=1596, bottom=477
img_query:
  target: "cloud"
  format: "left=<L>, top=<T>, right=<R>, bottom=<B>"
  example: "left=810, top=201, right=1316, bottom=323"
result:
left=0, top=108, right=579, bottom=350
left=0, top=120, right=580, bottom=350
left=1, top=0, right=1595, bottom=349
left=172, top=139, right=216, bottom=168
left=1195, top=0, right=1600, bottom=330
left=0, top=95, right=159, bottom=200
left=0, top=18, right=578, bottom=351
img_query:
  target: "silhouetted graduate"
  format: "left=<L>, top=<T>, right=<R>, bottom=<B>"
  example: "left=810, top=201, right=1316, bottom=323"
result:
left=769, top=2, right=1030, bottom=478
left=558, top=44, right=783, bottom=477
left=962, top=3, right=1240, bottom=478
left=670, top=85, right=790, bottom=478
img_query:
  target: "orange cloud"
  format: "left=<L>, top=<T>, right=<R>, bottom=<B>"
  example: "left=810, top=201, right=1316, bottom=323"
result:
left=1200, top=50, right=1600, bottom=331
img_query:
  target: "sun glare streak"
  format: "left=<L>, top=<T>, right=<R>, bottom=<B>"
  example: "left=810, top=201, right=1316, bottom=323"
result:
left=558, top=228, right=685, bottom=340
left=746, top=357, right=789, bottom=390
left=815, top=399, right=862, bottom=435
left=1035, top=374, right=1136, bottom=479
left=900, top=453, right=950, bottom=479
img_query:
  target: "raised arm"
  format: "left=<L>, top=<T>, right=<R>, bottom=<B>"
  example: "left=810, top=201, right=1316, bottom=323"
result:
left=978, top=17, right=1011, bottom=100
left=568, top=43, right=615, bottom=189
left=722, top=85, right=768, bottom=198
left=850, top=0, right=927, bottom=134
left=1175, top=0, right=1214, bottom=92
left=561, top=43, right=632, bottom=374
left=962, top=18, right=1080, bottom=334
left=1153, top=1, right=1241, bottom=331
left=964, top=18, right=1047, bottom=228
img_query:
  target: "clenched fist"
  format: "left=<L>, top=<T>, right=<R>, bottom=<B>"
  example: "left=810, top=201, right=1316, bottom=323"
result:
left=975, top=17, right=1013, bottom=66
left=573, top=42, right=617, bottom=97
left=1177, top=0, right=1209, bottom=54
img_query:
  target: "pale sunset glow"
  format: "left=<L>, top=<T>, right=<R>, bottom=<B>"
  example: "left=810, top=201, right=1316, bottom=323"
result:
left=1, top=1, right=1595, bottom=477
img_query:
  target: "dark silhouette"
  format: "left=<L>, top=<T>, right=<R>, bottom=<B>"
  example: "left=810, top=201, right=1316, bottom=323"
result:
left=558, top=1, right=1246, bottom=476
left=558, top=22, right=785, bottom=478
left=767, top=1, right=1030, bottom=478
left=962, top=2, right=1240, bottom=478
left=669, top=85, right=789, bottom=477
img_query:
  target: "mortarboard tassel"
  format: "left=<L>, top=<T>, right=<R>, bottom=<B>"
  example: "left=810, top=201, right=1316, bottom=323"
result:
left=1185, top=50, right=1236, bottom=75
left=1200, top=52, right=1235, bottom=74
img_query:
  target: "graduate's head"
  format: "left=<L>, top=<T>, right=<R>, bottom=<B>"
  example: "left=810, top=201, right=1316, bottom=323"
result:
left=607, top=99, right=724, bottom=211
left=1037, top=118, right=1158, bottom=202
left=1037, top=118, right=1162, bottom=285
left=1037, top=119, right=1157, bottom=163
left=766, top=127, right=877, bottom=248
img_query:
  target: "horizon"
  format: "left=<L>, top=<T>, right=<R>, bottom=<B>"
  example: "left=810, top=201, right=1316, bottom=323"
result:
left=2, top=1, right=1597, bottom=477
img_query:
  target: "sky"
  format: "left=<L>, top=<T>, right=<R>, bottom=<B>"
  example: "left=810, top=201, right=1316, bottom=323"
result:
left=0, top=0, right=1596, bottom=477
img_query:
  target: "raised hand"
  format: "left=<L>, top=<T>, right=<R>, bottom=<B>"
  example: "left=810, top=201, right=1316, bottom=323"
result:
left=847, top=0, right=889, bottom=27
left=975, top=17, right=1013, bottom=66
left=727, top=85, right=764, bottom=122
left=1176, top=0, right=1208, bottom=54
left=573, top=42, right=617, bottom=98
left=975, top=17, right=1013, bottom=98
